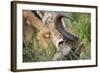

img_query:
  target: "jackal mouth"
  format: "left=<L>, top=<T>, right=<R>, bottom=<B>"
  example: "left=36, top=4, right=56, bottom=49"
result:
left=58, top=40, right=64, bottom=48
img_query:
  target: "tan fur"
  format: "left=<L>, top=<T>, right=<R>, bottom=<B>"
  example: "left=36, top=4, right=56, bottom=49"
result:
left=23, top=10, right=50, bottom=48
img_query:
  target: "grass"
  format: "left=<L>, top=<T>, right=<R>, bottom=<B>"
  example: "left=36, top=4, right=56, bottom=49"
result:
left=23, top=30, right=56, bottom=62
left=23, top=12, right=91, bottom=62
left=64, top=13, right=91, bottom=59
